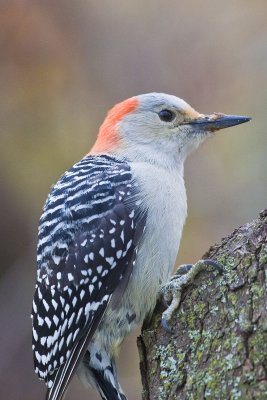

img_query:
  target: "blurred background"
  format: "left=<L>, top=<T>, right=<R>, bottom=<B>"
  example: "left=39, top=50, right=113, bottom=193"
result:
left=0, top=0, right=266, bottom=399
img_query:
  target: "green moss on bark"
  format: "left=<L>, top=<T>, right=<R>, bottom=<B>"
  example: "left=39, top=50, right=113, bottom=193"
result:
left=138, top=210, right=267, bottom=400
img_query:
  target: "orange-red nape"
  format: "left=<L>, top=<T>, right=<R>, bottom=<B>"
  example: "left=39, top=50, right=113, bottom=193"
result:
left=89, top=97, right=139, bottom=155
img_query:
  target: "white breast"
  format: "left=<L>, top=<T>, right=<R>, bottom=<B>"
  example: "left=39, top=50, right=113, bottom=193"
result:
left=125, top=161, right=187, bottom=320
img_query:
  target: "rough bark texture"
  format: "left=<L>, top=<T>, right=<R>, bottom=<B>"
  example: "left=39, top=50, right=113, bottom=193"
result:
left=137, top=210, right=267, bottom=400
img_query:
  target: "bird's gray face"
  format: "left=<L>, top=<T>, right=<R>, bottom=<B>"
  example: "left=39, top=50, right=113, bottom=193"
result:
left=118, top=93, right=250, bottom=165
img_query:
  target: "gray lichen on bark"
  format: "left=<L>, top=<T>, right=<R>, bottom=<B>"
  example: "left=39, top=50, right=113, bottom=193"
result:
left=138, top=210, right=267, bottom=400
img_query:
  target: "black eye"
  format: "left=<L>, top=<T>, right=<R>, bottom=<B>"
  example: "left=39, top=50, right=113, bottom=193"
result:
left=158, top=109, right=175, bottom=122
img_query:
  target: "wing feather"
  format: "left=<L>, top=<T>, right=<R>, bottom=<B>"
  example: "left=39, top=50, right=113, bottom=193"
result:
left=31, top=155, right=146, bottom=399
left=46, top=298, right=111, bottom=400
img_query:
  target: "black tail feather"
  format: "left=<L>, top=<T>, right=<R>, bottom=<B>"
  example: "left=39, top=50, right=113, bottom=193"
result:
left=91, top=368, right=127, bottom=400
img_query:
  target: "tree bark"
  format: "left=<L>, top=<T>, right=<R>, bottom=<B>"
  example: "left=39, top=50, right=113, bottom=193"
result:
left=137, top=210, right=267, bottom=400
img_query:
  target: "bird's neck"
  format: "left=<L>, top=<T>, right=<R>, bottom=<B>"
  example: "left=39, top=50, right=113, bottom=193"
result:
left=111, top=144, right=186, bottom=177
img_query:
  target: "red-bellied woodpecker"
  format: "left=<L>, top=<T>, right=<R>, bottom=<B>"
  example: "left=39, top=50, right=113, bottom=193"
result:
left=31, top=93, right=251, bottom=400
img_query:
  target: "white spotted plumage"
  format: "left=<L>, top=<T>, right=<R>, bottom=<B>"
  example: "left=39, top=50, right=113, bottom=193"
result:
left=32, top=154, right=145, bottom=400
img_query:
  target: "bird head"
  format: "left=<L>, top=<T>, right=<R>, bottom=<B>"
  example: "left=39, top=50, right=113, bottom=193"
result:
left=89, top=93, right=251, bottom=169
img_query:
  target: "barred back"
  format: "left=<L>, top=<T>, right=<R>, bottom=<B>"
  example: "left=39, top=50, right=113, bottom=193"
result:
left=32, top=154, right=146, bottom=392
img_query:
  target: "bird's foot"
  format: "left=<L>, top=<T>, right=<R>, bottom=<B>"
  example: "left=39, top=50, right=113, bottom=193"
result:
left=160, top=259, right=223, bottom=333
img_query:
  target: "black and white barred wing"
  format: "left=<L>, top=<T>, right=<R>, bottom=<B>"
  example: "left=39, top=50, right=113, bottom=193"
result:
left=31, top=156, right=146, bottom=399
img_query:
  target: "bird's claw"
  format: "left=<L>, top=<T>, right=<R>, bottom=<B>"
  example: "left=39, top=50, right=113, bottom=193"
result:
left=200, top=259, right=224, bottom=274
left=160, top=259, right=223, bottom=333
left=161, top=317, right=174, bottom=334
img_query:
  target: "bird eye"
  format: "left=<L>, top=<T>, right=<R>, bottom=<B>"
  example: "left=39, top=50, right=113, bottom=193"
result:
left=158, top=109, right=175, bottom=122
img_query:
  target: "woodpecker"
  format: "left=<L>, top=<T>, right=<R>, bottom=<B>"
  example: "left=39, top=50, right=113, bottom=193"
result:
left=31, top=93, right=250, bottom=400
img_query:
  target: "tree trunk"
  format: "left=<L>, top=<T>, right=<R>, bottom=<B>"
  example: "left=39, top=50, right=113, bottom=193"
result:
left=137, top=210, right=267, bottom=400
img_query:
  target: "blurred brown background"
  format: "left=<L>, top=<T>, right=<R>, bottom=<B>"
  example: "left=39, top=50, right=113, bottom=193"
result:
left=0, top=1, right=266, bottom=399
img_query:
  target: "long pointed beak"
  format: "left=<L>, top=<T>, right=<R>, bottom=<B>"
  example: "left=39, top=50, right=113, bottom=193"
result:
left=188, top=113, right=251, bottom=132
